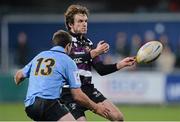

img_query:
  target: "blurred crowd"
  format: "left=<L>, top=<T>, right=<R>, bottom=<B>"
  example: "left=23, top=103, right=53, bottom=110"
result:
left=1, top=0, right=180, bottom=74
left=12, top=30, right=180, bottom=74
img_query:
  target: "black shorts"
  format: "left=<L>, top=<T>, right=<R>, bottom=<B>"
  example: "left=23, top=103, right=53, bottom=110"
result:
left=61, top=84, right=107, bottom=119
left=25, top=97, right=69, bottom=121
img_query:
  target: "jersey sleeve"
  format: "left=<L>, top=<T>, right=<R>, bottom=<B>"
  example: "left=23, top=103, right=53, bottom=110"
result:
left=92, top=55, right=118, bottom=76
left=65, top=58, right=81, bottom=88
left=22, top=60, right=33, bottom=78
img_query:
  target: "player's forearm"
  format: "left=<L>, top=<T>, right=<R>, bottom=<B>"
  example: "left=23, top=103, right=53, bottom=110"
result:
left=93, top=62, right=118, bottom=76
left=75, top=93, right=98, bottom=111
left=71, top=89, right=98, bottom=112
left=90, top=49, right=101, bottom=58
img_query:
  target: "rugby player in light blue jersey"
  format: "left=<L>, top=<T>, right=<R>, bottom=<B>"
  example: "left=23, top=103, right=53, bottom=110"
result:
left=14, top=30, right=110, bottom=121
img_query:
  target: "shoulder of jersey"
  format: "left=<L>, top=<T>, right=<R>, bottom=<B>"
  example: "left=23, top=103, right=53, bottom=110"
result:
left=72, top=36, right=93, bottom=46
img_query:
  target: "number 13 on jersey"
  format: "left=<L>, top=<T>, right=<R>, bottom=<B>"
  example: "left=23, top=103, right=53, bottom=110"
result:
left=34, top=58, right=55, bottom=76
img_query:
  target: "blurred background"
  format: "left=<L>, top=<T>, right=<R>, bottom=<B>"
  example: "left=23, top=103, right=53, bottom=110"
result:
left=0, top=0, right=180, bottom=121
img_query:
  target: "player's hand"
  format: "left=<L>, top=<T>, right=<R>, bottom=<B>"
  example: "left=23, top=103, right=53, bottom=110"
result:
left=116, top=56, right=136, bottom=70
left=93, top=102, right=110, bottom=118
left=97, top=40, right=109, bottom=54
left=95, top=41, right=109, bottom=54
left=90, top=40, right=110, bottom=58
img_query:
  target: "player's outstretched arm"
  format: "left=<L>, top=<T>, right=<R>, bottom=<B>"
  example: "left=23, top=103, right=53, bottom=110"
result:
left=14, top=70, right=25, bottom=85
left=92, top=57, right=136, bottom=76
left=70, top=88, right=110, bottom=118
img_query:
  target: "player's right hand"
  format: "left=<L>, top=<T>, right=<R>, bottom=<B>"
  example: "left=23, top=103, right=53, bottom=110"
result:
left=93, top=102, right=110, bottom=118
left=96, top=40, right=109, bottom=54
left=90, top=40, right=109, bottom=58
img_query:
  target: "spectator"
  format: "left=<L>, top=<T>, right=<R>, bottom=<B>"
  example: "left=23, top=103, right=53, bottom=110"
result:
left=130, top=34, right=142, bottom=56
left=16, top=32, right=29, bottom=67
left=129, top=34, right=142, bottom=70
left=141, top=30, right=156, bottom=69
left=175, top=35, right=180, bottom=68
left=144, top=30, right=156, bottom=43
left=156, top=34, right=176, bottom=73
left=114, top=32, right=129, bottom=58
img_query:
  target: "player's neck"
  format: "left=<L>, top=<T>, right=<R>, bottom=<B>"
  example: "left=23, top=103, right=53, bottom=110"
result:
left=69, top=31, right=84, bottom=40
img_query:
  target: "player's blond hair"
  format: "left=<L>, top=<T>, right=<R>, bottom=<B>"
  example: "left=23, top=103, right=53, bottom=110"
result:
left=64, top=4, right=89, bottom=31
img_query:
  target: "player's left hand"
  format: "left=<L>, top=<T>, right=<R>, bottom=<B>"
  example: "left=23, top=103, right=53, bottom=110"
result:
left=93, top=102, right=110, bottom=118
left=116, top=56, right=136, bottom=70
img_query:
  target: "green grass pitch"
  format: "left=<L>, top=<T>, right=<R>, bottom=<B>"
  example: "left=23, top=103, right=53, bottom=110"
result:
left=0, top=103, right=180, bottom=121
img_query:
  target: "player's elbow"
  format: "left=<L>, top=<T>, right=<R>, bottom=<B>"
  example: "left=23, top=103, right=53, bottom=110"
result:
left=73, top=93, right=83, bottom=102
left=73, top=96, right=81, bottom=102
left=14, top=70, right=25, bottom=85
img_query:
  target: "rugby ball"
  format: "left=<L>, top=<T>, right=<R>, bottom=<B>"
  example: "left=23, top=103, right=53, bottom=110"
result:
left=136, top=41, right=163, bottom=63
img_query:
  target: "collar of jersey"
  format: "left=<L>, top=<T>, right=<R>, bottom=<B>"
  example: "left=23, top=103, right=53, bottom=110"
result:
left=69, top=31, right=87, bottom=41
left=50, top=46, right=65, bottom=53
left=69, top=31, right=90, bottom=46
left=69, top=31, right=82, bottom=38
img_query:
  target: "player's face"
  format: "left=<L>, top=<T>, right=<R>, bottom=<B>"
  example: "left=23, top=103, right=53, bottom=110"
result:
left=70, top=14, right=88, bottom=35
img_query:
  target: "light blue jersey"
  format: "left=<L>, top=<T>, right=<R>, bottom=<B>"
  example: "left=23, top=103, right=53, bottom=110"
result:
left=22, top=46, right=81, bottom=107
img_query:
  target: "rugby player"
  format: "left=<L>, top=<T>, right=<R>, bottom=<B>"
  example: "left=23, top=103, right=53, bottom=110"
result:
left=14, top=30, right=110, bottom=121
left=61, top=4, right=136, bottom=121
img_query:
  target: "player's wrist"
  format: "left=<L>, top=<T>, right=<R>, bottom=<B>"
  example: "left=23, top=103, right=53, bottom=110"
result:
left=90, top=49, right=100, bottom=58
left=91, top=104, right=98, bottom=113
left=116, top=62, right=123, bottom=70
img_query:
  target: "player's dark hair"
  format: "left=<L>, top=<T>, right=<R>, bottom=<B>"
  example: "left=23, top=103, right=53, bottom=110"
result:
left=52, top=30, right=72, bottom=48
left=64, top=4, right=89, bottom=31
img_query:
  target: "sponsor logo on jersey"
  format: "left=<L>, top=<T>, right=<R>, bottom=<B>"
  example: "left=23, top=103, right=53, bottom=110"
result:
left=73, top=71, right=81, bottom=84
left=74, top=57, right=83, bottom=64
left=74, top=52, right=85, bottom=54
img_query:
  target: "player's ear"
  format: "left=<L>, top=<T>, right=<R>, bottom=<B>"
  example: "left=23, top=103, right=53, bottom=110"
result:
left=69, top=23, right=73, bottom=28
left=64, top=43, right=69, bottom=52
left=68, top=43, right=72, bottom=49
left=65, top=43, right=72, bottom=54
